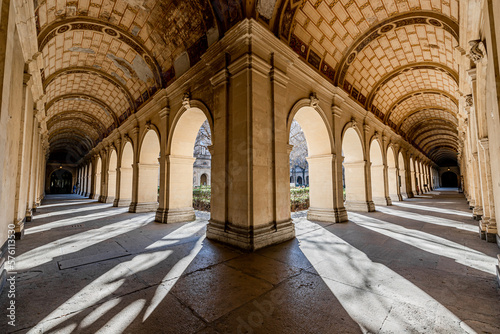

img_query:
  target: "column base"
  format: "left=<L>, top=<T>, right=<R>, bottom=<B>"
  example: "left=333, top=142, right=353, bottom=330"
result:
left=15, top=218, right=25, bottom=240
left=344, top=200, right=375, bottom=212
left=104, top=196, right=114, bottom=204
left=113, top=199, right=131, bottom=207
left=373, top=197, right=392, bottom=206
left=487, top=233, right=497, bottom=243
left=307, top=207, right=348, bottom=223
left=206, top=219, right=295, bottom=251
left=407, top=191, right=415, bottom=198
left=479, top=227, right=486, bottom=240
left=91, top=193, right=98, bottom=200
left=497, top=234, right=500, bottom=249
left=474, top=214, right=483, bottom=221
left=155, top=207, right=196, bottom=224
left=25, top=209, right=32, bottom=222
left=0, top=243, right=7, bottom=296
left=129, top=202, right=159, bottom=213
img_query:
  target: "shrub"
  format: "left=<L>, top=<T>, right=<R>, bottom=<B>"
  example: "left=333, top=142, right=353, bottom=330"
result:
left=192, top=186, right=310, bottom=212
left=290, top=187, right=309, bottom=211
left=193, top=185, right=211, bottom=211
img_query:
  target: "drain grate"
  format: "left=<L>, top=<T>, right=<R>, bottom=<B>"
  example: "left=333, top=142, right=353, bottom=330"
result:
left=70, top=224, right=83, bottom=228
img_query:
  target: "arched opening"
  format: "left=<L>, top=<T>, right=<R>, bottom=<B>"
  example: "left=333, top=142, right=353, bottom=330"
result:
left=297, top=176, right=303, bottom=186
left=398, top=152, right=408, bottom=198
left=200, top=173, right=208, bottom=186
left=117, top=141, right=133, bottom=207
left=387, top=146, right=399, bottom=202
left=134, top=130, right=160, bottom=212
left=166, top=107, right=211, bottom=222
left=49, top=169, right=73, bottom=194
left=441, top=171, right=458, bottom=187
left=342, top=127, right=372, bottom=211
left=94, top=157, right=102, bottom=200
left=369, top=139, right=387, bottom=206
left=107, top=149, right=117, bottom=203
left=288, top=106, right=336, bottom=222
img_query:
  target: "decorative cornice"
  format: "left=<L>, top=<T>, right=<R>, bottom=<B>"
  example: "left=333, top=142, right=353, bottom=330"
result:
left=467, top=40, right=486, bottom=64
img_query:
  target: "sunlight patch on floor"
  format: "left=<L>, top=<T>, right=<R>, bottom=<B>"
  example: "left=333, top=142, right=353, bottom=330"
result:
left=392, top=202, right=470, bottom=217
left=26, top=222, right=205, bottom=333
left=34, top=203, right=114, bottom=219
left=25, top=208, right=129, bottom=234
left=38, top=200, right=96, bottom=208
left=17, top=215, right=153, bottom=270
left=349, top=213, right=496, bottom=275
left=376, top=206, right=477, bottom=233
left=298, top=219, right=476, bottom=333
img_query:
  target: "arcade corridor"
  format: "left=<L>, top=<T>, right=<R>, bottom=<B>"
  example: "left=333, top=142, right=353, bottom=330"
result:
left=2, top=189, right=498, bottom=333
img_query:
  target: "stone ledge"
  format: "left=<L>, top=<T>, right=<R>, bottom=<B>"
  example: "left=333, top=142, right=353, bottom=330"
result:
left=113, top=199, right=131, bottom=207
left=206, top=219, right=295, bottom=251
left=307, top=207, right=348, bottom=223
left=345, top=200, right=375, bottom=212
left=155, top=208, right=196, bottom=224
left=129, top=202, right=159, bottom=213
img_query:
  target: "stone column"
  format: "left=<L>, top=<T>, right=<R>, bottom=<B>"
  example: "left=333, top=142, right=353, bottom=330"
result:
left=479, top=138, right=497, bottom=242
left=331, top=95, right=348, bottom=222
left=471, top=152, right=484, bottom=222
left=206, top=36, right=295, bottom=251
left=410, top=157, right=417, bottom=195
left=128, top=127, right=141, bottom=212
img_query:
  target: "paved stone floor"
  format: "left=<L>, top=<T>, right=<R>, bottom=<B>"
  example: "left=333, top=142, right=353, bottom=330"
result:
left=1, top=189, right=499, bottom=333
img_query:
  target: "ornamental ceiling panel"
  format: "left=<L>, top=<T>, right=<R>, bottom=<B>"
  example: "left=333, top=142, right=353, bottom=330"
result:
left=285, top=0, right=458, bottom=70
left=371, top=68, right=458, bottom=115
left=49, top=119, right=100, bottom=142
left=45, top=73, right=131, bottom=116
left=399, top=108, right=458, bottom=134
left=389, top=92, right=457, bottom=125
left=46, top=99, right=115, bottom=128
left=413, top=128, right=458, bottom=144
left=36, top=0, right=217, bottom=73
left=40, top=29, right=151, bottom=97
left=345, top=24, right=457, bottom=97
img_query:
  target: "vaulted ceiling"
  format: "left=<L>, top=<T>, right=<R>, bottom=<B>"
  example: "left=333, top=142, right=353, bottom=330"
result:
left=38, top=0, right=460, bottom=166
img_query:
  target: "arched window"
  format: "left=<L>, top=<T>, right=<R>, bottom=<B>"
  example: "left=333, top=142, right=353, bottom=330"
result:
left=200, top=173, right=208, bottom=186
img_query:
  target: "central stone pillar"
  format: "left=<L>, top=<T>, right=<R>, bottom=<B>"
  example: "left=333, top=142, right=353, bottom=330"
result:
left=206, top=24, right=295, bottom=250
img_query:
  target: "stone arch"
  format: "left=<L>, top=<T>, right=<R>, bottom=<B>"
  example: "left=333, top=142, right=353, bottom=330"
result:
left=133, top=130, right=161, bottom=212
left=398, top=151, right=408, bottom=198
left=342, top=126, right=372, bottom=212
left=117, top=140, right=134, bottom=207
left=200, top=173, right=208, bottom=186
left=386, top=146, right=399, bottom=202
left=369, top=138, right=387, bottom=206
left=108, top=148, right=118, bottom=203
left=49, top=168, right=73, bottom=194
left=287, top=98, right=338, bottom=222
left=161, top=101, right=212, bottom=223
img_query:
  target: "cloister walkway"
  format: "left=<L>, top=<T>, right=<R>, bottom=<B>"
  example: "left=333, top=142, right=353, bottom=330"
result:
left=1, top=189, right=499, bottom=333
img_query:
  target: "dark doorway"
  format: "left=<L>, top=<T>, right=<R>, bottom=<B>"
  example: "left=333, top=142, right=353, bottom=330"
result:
left=297, top=176, right=303, bottom=186
left=200, top=173, right=208, bottom=186
left=50, top=169, right=73, bottom=194
left=441, top=171, right=458, bottom=187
